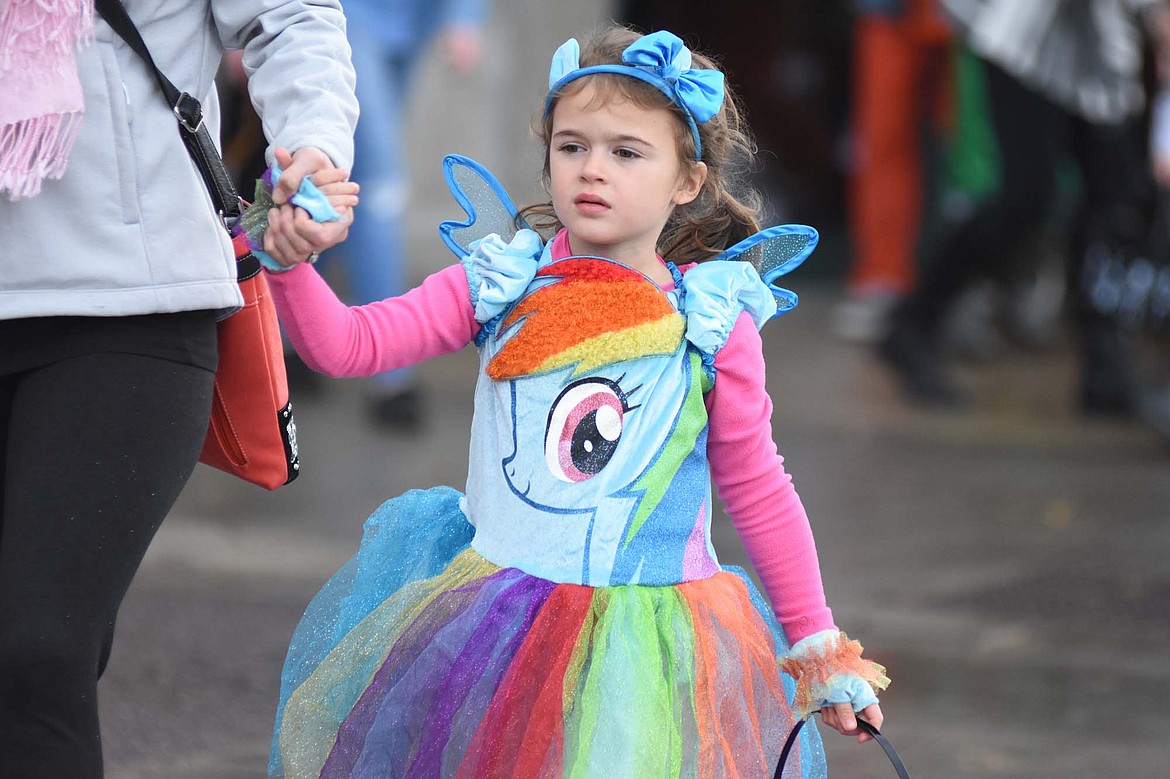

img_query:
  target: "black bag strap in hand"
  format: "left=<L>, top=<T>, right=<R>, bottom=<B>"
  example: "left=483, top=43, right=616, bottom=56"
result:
left=774, top=718, right=910, bottom=779
left=94, top=0, right=242, bottom=223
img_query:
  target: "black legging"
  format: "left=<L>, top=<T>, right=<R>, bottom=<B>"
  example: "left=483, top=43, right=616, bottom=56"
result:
left=0, top=353, right=214, bottom=779
left=902, top=58, right=1149, bottom=344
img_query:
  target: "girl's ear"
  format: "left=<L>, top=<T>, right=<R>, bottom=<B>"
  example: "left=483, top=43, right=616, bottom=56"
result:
left=673, top=161, right=708, bottom=206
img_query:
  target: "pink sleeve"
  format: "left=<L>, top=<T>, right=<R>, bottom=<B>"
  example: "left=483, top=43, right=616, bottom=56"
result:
left=265, top=263, right=478, bottom=377
left=705, top=313, right=837, bottom=644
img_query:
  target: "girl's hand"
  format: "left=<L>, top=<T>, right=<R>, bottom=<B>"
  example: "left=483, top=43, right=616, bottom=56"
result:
left=820, top=702, right=883, bottom=744
left=263, top=167, right=359, bottom=267
left=314, top=168, right=361, bottom=213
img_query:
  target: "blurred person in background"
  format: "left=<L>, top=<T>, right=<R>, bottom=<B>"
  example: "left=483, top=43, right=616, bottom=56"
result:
left=834, top=0, right=953, bottom=343
left=619, top=0, right=854, bottom=229
left=218, top=49, right=270, bottom=193
left=879, top=0, right=1170, bottom=428
left=0, top=1, right=356, bottom=777
left=1142, top=74, right=1170, bottom=445
left=320, top=0, right=489, bottom=430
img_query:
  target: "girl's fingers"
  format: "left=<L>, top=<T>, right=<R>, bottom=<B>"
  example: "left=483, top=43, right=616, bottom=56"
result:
left=819, top=703, right=871, bottom=740
left=832, top=702, right=857, bottom=733
left=859, top=703, right=883, bottom=730
left=308, top=168, right=351, bottom=186
left=856, top=703, right=883, bottom=744
left=328, top=195, right=359, bottom=210
left=317, top=181, right=360, bottom=196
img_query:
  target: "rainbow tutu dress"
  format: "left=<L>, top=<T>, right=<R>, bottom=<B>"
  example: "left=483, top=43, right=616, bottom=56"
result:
left=269, top=159, right=827, bottom=778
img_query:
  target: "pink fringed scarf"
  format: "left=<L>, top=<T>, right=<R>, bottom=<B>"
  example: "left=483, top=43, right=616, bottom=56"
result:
left=0, top=0, right=94, bottom=201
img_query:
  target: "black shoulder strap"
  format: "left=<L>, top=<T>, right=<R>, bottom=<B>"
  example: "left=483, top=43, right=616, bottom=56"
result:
left=775, top=718, right=911, bottom=779
left=94, top=0, right=242, bottom=223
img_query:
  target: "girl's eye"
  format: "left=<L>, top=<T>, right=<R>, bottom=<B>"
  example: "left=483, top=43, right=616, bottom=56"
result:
left=558, top=142, right=585, bottom=154
left=544, top=378, right=627, bottom=482
left=615, top=148, right=640, bottom=160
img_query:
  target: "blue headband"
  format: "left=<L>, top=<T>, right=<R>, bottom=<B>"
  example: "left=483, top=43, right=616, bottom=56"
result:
left=545, top=30, right=725, bottom=161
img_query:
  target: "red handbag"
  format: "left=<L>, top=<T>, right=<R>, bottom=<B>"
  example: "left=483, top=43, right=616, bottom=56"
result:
left=197, top=234, right=300, bottom=489
left=97, top=0, right=300, bottom=489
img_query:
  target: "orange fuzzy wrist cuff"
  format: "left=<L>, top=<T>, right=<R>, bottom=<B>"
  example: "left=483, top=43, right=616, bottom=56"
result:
left=781, top=631, right=891, bottom=718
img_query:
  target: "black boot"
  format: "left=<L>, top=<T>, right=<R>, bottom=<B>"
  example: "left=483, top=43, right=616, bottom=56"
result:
left=878, top=318, right=970, bottom=409
left=1078, top=319, right=1139, bottom=416
left=284, top=349, right=325, bottom=397
left=369, top=387, right=423, bottom=431
left=1141, top=386, right=1170, bottom=449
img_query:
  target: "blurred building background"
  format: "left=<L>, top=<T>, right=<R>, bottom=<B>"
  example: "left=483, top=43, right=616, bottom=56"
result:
left=399, top=0, right=857, bottom=279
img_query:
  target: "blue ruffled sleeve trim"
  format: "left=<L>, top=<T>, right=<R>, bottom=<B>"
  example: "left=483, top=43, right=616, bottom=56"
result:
left=677, top=260, right=777, bottom=358
left=460, top=229, right=543, bottom=347
left=461, top=229, right=543, bottom=322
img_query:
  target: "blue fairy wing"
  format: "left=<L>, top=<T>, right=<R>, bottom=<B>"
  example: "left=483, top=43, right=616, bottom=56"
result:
left=438, top=154, right=531, bottom=258
left=709, top=224, right=819, bottom=316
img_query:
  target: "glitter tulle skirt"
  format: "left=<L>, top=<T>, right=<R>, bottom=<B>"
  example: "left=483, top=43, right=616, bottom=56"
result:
left=269, top=487, right=826, bottom=779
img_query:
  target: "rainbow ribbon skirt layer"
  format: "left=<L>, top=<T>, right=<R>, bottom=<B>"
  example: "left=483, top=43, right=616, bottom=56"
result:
left=270, top=488, right=824, bottom=778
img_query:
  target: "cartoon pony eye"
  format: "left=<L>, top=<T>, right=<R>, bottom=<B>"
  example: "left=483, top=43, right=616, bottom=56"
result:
left=545, top=378, right=629, bottom=482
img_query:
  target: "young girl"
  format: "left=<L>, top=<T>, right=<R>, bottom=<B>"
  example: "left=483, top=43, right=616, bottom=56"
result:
left=261, top=25, right=889, bottom=778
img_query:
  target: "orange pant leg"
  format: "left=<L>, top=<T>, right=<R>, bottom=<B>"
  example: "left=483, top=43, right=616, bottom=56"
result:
left=848, top=15, right=949, bottom=294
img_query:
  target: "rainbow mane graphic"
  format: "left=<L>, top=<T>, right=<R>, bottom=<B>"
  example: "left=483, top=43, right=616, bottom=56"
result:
left=487, top=258, right=685, bottom=380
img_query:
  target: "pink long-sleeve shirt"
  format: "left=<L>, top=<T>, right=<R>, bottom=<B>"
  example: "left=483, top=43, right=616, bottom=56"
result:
left=267, top=257, right=836, bottom=644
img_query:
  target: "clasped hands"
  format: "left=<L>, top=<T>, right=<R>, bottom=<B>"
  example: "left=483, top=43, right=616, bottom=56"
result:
left=262, top=146, right=360, bottom=267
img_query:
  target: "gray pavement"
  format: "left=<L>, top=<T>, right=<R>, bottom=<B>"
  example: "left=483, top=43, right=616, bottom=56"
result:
left=101, top=291, right=1170, bottom=778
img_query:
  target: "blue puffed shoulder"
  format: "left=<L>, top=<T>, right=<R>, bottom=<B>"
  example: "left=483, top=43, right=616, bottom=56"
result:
left=678, top=261, right=777, bottom=357
left=461, top=228, right=543, bottom=324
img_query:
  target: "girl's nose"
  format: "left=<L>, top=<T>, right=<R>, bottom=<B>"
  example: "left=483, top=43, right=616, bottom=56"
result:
left=580, top=151, right=606, bottom=181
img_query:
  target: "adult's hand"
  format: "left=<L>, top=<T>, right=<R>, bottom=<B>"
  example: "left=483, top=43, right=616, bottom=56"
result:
left=263, top=148, right=355, bottom=267
left=271, top=146, right=335, bottom=205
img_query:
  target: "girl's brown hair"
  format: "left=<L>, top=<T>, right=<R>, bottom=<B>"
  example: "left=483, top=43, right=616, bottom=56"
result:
left=520, top=25, right=763, bottom=265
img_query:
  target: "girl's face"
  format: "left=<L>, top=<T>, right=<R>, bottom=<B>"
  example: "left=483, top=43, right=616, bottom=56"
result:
left=549, top=82, right=706, bottom=273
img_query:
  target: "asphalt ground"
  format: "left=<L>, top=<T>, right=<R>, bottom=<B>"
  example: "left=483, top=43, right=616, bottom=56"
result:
left=101, top=286, right=1170, bottom=778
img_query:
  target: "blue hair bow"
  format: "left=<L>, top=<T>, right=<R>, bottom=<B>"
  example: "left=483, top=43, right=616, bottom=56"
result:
left=545, top=30, right=725, bottom=161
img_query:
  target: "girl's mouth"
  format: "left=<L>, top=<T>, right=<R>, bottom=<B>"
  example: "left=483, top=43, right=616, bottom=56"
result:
left=574, top=194, right=609, bottom=214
